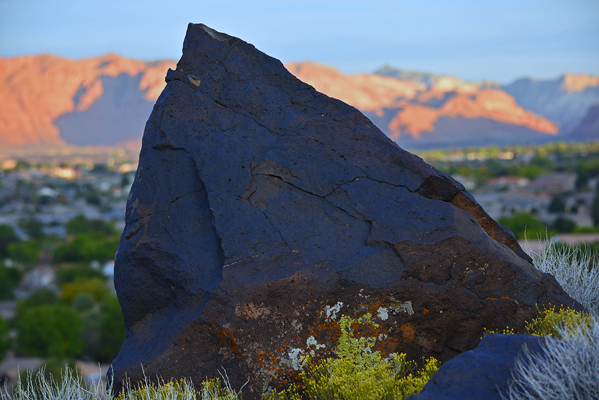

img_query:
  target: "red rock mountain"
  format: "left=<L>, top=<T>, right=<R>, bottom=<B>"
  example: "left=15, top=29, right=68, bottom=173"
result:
left=0, top=55, right=597, bottom=148
left=0, top=54, right=175, bottom=146
left=288, top=62, right=559, bottom=146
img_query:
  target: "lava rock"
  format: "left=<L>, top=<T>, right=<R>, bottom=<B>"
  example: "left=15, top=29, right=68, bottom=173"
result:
left=406, top=334, right=549, bottom=400
left=110, top=23, right=582, bottom=398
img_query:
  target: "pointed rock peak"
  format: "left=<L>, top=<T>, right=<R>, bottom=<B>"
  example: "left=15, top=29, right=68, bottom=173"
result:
left=110, top=24, right=581, bottom=398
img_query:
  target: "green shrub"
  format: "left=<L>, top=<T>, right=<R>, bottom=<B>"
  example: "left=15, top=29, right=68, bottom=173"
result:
left=66, top=215, right=117, bottom=236
left=267, top=313, right=439, bottom=400
left=498, top=213, right=552, bottom=239
left=17, top=305, right=83, bottom=358
left=72, top=292, right=95, bottom=312
left=0, top=262, right=23, bottom=300
left=59, top=278, right=109, bottom=305
left=15, top=288, right=58, bottom=321
left=53, top=232, right=119, bottom=263
left=0, top=224, right=18, bottom=258
left=97, top=295, right=126, bottom=362
left=55, top=263, right=106, bottom=284
left=7, top=240, right=41, bottom=265
left=0, top=315, right=10, bottom=361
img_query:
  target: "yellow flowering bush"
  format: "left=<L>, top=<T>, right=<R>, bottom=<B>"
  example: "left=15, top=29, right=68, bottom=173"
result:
left=524, top=306, right=593, bottom=339
left=483, top=306, right=593, bottom=339
left=266, top=313, right=439, bottom=400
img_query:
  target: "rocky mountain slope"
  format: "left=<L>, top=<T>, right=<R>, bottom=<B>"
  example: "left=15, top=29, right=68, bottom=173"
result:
left=290, top=63, right=598, bottom=148
left=0, top=54, right=175, bottom=146
left=502, top=74, right=599, bottom=133
left=0, top=54, right=597, bottom=149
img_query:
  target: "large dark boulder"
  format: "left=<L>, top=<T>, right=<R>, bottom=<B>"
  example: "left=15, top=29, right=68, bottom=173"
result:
left=406, top=334, right=549, bottom=400
left=110, top=23, right=581, bottom=398
left=407, top=334, right=548, bottom=400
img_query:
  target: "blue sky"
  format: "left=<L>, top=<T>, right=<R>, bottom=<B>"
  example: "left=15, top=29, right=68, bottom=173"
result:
left=0, top=0, right=597, bottom=83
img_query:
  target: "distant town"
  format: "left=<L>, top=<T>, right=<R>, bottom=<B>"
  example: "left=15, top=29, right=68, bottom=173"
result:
left=1, top=140, right=599, bottom=387
left=421, top=141, right=599, bottom=243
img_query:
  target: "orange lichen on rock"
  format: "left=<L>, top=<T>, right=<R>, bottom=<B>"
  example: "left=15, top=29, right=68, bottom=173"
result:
left=216, top=327, right=242, bottom=359
left=399, top=323, right=415, bottom=343
left=317, top=319, right=342, bottom=344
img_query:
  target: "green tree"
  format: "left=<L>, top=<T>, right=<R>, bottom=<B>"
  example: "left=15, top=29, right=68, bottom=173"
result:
left=7, top=240, right=41, bottom=265
left=14, top=160, right=31, bottom=170
left=498, top=213, right=550, bottom=239
left=55, top=264, right=105, bottom=284
left=18, top=218, right=44, bottom=240
left=53, top=233, right=118, bottom=263
left=98, top=296, right=126, bottom=362
left=59, top=278, right=109, bottom=305
left=80, top=310, right=103, bottom=359
left=530, top=153, right=552, bottom=168
left=593, top=185, right=599, bottom=227
left=0, top=263, right=23, bottom=300
left=548, top=196, right=566, bottom=213
left=553, top=217, right=576, bottom=233
left=17, top=305, right=84, bottom=358
left=0, top=315, right=11, bottom=361
left=16, top=289, right=58, bottom=321
left=508, top=164, right=544, bottom=180
left=66, top=215, right=116, bottom=236
left=0, top=224, right=18, bottom=258
left=72, top=292, right=94, bottom=312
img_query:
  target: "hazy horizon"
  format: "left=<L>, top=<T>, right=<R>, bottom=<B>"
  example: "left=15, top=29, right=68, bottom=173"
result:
left=1, top=0, right=598, bottom=84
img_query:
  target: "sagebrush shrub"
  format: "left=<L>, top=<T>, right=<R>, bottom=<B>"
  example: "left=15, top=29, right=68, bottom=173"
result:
left=506, top=311, right=599, bottom=400
left=528, top=240, right=599, bottom=314
left=2, top=365, right=106, bottom=400
left=1, top=366, right=242, bottom=400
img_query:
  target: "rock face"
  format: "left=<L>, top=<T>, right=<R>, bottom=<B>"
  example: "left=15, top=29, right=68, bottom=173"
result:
left=406, top=334, right=549, bottom=400
left=111, top=24, right=581, bottom=397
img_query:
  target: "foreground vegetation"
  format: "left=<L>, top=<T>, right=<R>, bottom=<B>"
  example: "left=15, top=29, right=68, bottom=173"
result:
left=2, top=241, right=598, bottom=399
left=265, top=314, right=439, bottom=400
left=0, top=215, right=125, bottom=366
left=506, top=308, right=599, bottom=400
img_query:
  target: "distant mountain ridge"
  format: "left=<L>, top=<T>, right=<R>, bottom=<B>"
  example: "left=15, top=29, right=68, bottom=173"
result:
left=375, top=65, right=599, bottom=145
left=0, top=54, right=175, bottom=146
left=0, top=54, right=597, bottom=149
left=501, top=75, right=599, bottom=134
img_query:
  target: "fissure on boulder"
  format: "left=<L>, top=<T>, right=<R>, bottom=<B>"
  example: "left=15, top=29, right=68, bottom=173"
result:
left=110, top=23, right=582, bottom=398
